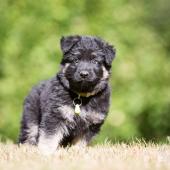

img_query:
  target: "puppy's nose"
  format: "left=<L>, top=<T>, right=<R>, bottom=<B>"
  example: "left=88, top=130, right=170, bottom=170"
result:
left=80, top=71, right=89, bottom=78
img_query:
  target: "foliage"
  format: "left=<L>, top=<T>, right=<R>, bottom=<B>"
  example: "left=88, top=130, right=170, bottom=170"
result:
left=0, top=0, right=170, bottom=142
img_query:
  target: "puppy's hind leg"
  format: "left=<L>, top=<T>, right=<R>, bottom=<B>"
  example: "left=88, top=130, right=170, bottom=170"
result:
left=19, top=87, right=41, bottom=145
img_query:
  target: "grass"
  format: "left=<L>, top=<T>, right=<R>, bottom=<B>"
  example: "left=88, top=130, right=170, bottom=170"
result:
left=0, top=142, right=170, bottom=170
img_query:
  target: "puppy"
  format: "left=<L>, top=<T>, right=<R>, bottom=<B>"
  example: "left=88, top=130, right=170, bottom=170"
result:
left=19, top=35, right=116, bottom=154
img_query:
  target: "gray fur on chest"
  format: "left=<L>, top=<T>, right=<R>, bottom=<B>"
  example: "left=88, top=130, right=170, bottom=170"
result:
left=58, top=105, right=106, bottom=124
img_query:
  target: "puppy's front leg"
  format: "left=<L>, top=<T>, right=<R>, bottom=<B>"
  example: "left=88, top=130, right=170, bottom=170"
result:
left=73, top=136, right=88, bottom=147
left=38, top=116, right=68, bottom=155
left=38, top=129, right=63, bottom=155
left=73, top=121, right=104, bottom=147
left=73, top=130, right=96, bottom=147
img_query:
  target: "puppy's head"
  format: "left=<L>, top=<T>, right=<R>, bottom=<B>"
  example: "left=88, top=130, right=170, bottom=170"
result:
left=58, top=35, right=116, bottom=94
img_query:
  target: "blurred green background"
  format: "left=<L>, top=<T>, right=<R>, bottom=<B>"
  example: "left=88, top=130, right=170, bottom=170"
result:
left=0, top=0, right=170, bottom=143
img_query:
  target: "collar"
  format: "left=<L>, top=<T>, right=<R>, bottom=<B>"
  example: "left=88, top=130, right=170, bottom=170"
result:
left=73, top=83, right=107, bottom=98
left=77, top=91, right=96, bottom=97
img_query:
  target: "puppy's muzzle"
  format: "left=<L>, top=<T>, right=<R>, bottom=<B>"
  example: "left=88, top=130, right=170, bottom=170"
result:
left=80, top=70, right=89, bottom=79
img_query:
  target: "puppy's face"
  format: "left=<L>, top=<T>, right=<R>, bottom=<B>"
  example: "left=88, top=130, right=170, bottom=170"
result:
left=59, top=35, right=116, bottom=93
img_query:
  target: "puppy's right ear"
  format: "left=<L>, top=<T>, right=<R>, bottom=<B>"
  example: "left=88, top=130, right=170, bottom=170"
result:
left=60, top=35, right=80, bottom=54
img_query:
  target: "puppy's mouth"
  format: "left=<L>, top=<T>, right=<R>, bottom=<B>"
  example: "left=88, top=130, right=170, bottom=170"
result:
left=69, top=79, right=99, bottom=93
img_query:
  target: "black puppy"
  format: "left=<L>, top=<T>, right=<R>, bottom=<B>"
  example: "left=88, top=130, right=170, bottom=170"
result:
left=19, top=35, right=116, bottom=154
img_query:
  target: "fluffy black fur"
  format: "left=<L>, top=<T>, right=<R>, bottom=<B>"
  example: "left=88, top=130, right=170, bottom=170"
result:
left=19, top=35, right=116, bottom=153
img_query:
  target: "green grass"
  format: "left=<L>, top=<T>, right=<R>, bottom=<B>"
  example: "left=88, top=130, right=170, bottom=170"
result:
left=0, top=142, right=170, bottom=170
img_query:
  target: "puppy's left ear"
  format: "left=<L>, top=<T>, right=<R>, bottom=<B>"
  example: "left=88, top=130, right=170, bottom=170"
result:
left=104, top=44, right=116, bottom=68
left=60, top=35, right=80, bottom=54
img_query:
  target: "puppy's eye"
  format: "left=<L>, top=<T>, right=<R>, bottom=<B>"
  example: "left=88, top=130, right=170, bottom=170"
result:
left=74, top=58, right=79, bottom=64
left=91, top=59, right=98, bottom=64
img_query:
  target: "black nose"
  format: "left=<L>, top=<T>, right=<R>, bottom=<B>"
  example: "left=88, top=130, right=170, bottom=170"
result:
left=80, top=71, right=89, bottom=78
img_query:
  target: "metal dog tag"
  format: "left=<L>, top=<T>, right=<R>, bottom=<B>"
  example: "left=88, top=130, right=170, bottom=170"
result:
left=73, top=95, right=82, bottom=115
left=75, top=104, right=81, bottom=115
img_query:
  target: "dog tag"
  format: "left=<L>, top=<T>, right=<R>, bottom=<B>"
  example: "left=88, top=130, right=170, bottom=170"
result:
left=73, top=95, right=82, bottom=115
left=75, top=104, right=81, bottom=115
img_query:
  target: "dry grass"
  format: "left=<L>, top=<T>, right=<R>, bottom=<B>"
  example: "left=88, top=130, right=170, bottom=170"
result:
left=0, top=142, right=170, bottom=170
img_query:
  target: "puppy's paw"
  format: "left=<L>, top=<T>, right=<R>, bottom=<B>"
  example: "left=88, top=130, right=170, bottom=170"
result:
left=38, top=142, right=57, bottom=155
left=73, top=138, right=88, bottom=148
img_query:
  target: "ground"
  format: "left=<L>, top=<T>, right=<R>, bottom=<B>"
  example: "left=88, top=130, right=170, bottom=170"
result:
left=0, top=142, right=170, bottom=170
